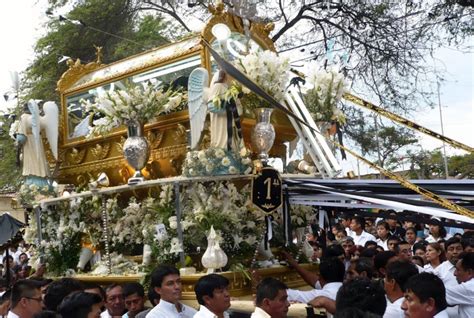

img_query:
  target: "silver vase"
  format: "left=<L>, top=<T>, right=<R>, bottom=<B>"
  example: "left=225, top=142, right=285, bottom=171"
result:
left=251, top=108, right=275, bottom=162
left=123, top=121, right=150, bottom=185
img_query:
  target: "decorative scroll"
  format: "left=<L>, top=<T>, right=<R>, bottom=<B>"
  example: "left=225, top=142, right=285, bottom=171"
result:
left=343, top=93, right=474, bottom=153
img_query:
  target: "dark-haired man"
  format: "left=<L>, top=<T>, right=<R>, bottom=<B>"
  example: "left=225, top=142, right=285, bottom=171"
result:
left=7, top=279, right=43, bottom=318
left=101, top=284, right=125, bottom=318
left=146, top=265, right=196, bottom=318
left=445, top=252, right=474, bottom=318
left=287, top=257, right=344, bottom=304
left=194, top=274, right=230, bottom=318
left=349, top=216, right=376, bottom=247
left=401, top=272, right=448, bottom=318
left=122, top=283, right=148, bottom=318
left=384, top=260, right=418, bottom=318
left=251, top=278, right=289, bottom=318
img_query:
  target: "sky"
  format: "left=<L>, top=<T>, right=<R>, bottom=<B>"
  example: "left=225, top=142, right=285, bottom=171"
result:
left=0, top=1, right=472, bottom=176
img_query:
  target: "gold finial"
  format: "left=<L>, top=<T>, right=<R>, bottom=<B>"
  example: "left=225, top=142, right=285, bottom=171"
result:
left=209, top=0, right=225, bottom=16
left=94, top=45, right=103, bottom=64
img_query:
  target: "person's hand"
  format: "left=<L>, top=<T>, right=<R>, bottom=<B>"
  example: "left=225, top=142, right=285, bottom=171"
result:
left=280, top=250, right=298, bottom=268
left=31, top=263, right=46, bottom=278
left=308, top=296, right=336, bottom=314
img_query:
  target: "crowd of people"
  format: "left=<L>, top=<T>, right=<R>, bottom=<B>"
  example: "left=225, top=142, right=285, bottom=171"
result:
left=0, top=211, right=473, bottom=318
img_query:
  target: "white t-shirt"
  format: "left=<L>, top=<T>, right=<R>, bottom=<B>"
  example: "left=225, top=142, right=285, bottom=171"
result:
left=193, top=305, right=229, bottom=318
left=146, top=299, right=197, bottom=318
left=383, top=297, right=404, bottom=318
left=445, top=279, right=474, bottom=318
left=350, top=231, right=376, bottom=247
left=287, top=282, right=342, bottom=303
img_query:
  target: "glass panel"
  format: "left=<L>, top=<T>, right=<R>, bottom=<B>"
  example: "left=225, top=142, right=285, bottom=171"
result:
left=66, top=54, right=201, bottom=139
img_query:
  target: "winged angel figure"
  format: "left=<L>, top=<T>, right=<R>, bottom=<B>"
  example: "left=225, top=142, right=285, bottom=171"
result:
left=188, top=68, right=243, bottom=151
left=16, top=100, right=59, bottom=185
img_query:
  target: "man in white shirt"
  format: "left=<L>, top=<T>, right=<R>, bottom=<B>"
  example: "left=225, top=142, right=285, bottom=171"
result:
left=401, top=272, right=449, bottom=318
left=435, top=237, right=463, bottom=287
left=251, top=278, right=289, bottom=318
left=383, top=260, right=418, bottom=318
left=146, top=265, right=197, bottom=318
left=349, top=216, right=376, bottom=247
left=193, top=274, right=230, bottom=318
left=7, top=279, right=43, bottom=318
left=287, top=257, right=344, bottom=304
left=101, top=284, right=126, bottom=318
left=445, top=252, right=474, bottom=318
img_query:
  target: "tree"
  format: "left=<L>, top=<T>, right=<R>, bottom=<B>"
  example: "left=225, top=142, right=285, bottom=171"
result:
left=22, top=0, right=170, bottom=102
left=0, top=119, right=22, bottom=190
left=449, top=153, right=474, bottom=179
left=344, top=110, right=418, bottom=169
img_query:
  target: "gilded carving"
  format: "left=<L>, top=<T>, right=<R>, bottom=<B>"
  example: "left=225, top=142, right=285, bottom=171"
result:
left=66, top=147, right=87, bottom=165
left=149, top=144, right=187, bottom=161
left=89, top=143, right=111, bottom=160
left=57, top=58, right=103, bottom=93
left=174, top=124, right=188, bottom=144
left=114, top=137, right=126, bottom=154
left=146, top=130, right=164, bottom=149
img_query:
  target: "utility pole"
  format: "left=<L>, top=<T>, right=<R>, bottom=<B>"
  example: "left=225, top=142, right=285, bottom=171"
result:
left=373, top=114, right=383, bottom=179
left=437, top=81, right=449, bottom=179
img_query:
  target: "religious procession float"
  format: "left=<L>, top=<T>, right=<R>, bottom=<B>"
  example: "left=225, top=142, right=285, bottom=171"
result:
left=12, top=1, right=474, bottom=303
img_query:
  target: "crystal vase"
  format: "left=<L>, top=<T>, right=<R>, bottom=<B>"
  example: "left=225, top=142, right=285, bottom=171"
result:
left=251, top=108, right=275, bottom=162
left=123, top=121, right=150, bottom=185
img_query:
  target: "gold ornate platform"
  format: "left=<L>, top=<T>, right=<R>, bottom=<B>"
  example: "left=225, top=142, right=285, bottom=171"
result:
left=73, top=264, right=317, bottom=299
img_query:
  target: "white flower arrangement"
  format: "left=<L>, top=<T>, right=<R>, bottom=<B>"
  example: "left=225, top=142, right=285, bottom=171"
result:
left=182, top=147, right=253, bottom=177
left=82, top=83, right=182, bottom=136
left=304, top=64, right=349, bottom=124
left=234, top=50, right=290, bottom=110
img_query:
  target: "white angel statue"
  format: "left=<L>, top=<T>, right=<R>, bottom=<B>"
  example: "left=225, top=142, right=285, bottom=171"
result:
left=188, top=68, right=243, bottom=151
left=16, top=100, right=59, bottom=185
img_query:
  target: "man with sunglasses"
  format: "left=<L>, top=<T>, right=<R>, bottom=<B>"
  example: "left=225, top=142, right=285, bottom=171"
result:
left=7, top=279, right=43, bottom=318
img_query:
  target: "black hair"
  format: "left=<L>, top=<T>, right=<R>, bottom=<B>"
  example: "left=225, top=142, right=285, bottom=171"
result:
left=405, top=273, right=447, bottom=312
left=458, top=252, right=474, bottom=271
left=105, top=283, right=122, bottom=294
left=352, top=216, right=365, bottom=230
left=411, top=255, right=425, bottom=267
left=10, top=279, right=42, bottom=308
left=58, top=291, right=102, bottom=318
left=359, top=248, right=378, bottom=259
left=364, top=241, right=378, bottom=249
left=354, top=258, right=375, bottom=279
left=387, top=236, right=400, bottom=243
left=335, top=278, right=386, bottom=316
left=83, top=282, right=106, bottom=301
left=0, top=288, right=11, bottom=305
left=123, top=282, right=145, bottom=298
left=150, top=265, right=180, bottom=289
left=28, top=277, right=54, bottom=288
left=334, top=307, right=382, bottom=318
left=33, top=311, right=61, bottom=318
left=255, top=278, right=288, bottom=306
left=376, top=221, right=389, bottom=231
left=373, top=251, right=397, bottom=272
left=147, top=287, right=160, bottom=305
left=445, top=237, right=463, bottom=250
left=413, top=242, right=427, bottom=253
left=320, top=257, right=345, bottom=283
left=385, top=260, right=418, bottom=292
left=44, top=278, right=84, bottom=311
left=194, top=274, right=230, bottom=306
left=323, top=244, right=345, bottom=258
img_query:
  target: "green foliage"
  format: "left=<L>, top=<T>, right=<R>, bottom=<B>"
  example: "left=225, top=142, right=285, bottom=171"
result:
left=0, top=126, right=21, bottom=190
left=47, top=232, right=82, bottom=276
left=449, top=153, right=474, bottom=178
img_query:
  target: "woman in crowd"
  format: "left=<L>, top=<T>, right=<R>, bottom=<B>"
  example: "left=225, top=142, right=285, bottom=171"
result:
left=413, top=242, right=427, bottom=264
left=423, top=242, right=446, bottom=272
left=376, top=221, right=390, bottom=251
left=405, top=227, right=417, bottom=248
left=425, top=218, right=451, bottom=243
